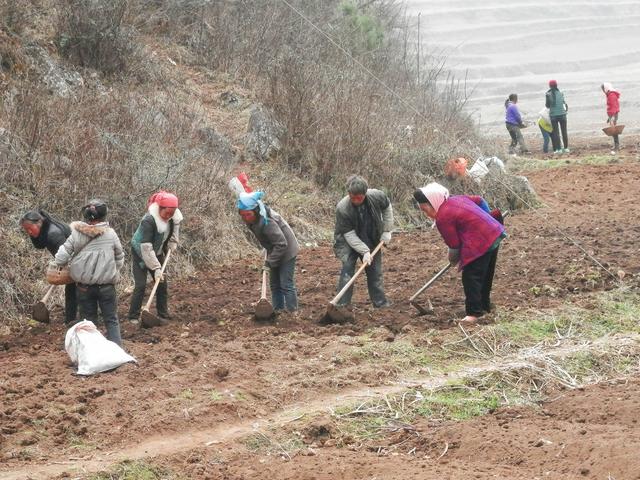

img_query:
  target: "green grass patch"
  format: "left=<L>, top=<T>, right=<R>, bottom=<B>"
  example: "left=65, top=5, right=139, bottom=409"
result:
left=414, top=385, right=501, bottom=420
left=351, top=338, right=442, bottom=370
left=89, top=460, right=175, bottom=480
left=208, top=389, right=223, bottom=402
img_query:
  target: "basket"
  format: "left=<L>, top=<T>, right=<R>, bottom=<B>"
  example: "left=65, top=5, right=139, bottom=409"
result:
left=602, top=124, right=624, bottom=136
left=46, top=263, right=74, bottom=285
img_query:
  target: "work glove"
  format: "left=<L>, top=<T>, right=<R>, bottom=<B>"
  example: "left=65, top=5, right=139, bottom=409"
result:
left=168, top=242, right=178, bottom=253
left=153, top=269, right=165, bottom=283
left=381, top=231, right=392, bottom=245
left=448, top=248, right=460, bottom=265
left=262, top=260, right=271, bottom=272
left=362, top=251, right=373, bottom=266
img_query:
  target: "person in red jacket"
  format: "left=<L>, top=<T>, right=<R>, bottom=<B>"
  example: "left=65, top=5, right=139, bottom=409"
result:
left=601, top=83, right=621, bottom=153
left=414, top=183, right=506, bottom=325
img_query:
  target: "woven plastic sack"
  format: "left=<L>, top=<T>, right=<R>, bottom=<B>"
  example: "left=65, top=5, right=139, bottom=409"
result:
left=65, top=321, right=136, bottom=375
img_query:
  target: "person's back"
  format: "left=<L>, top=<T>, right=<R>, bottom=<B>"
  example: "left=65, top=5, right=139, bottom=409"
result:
left=54, top=200, right=124, bottom=346
left=60, top=221, right=124, bottom=285
left=249, top=207, right=299, bottom=266
left=436, top=196, right=504, bottom=268
left=545, top=80, right=569, bottom=153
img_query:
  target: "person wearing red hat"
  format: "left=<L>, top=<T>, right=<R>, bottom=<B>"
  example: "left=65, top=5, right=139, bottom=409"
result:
left=601, top=82, right=621, bottom=153
left=545, top=80, right=569, bottom=154
left=128, top=191, right=183, bottom=324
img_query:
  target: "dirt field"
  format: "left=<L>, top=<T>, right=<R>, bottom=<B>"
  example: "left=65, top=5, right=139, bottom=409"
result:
left=1, top=149, right=639, bottom=479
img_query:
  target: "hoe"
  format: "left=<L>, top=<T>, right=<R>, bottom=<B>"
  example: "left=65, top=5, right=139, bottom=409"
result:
left=409, top=263, right=452, bottom=315
left=255, top=253, right=274, bottom=321
left=141, top=250, right=172, bottom=328
left=32, top=285, right=56, bottom=323
left=322, top=241, right=384, bottom=324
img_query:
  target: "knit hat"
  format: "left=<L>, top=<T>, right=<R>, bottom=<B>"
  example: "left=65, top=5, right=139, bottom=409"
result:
left=602, top=82, right=613, bottom=93
left=237, top=191, right=268, bottom=224
left=549, top=79, right=558, bottom=87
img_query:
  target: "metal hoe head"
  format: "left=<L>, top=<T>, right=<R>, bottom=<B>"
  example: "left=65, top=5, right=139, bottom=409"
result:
left=410, top=298, right=434, bottom=316
left=321, top=303, right=354, bottom=324
left=254, top=298, right=274, bottom=321
left=140, top=309, right=163, bottom=328
left=31, top=301, right=50, bottom=324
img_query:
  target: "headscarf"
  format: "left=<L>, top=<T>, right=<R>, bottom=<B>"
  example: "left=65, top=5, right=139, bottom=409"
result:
left=419, top=182, right=450, bottom=214
left=237, top=191, right=268, bottom=224
left=602, top=82, right=613, bottom=93
left=549, top=79, right=558, bottom=88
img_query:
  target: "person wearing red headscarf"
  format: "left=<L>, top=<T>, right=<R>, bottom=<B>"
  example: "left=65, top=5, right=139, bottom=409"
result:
left=601, top=82, right=621, bottom=153
left=128, top=191, right=183, bottom=324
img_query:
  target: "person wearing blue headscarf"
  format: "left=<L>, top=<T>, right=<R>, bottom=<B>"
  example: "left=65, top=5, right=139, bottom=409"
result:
left=238, top=192, right=299, bottom=312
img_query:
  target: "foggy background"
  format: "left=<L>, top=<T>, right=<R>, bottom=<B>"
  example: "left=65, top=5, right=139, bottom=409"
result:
left=405, top=0, right=640, bottom=138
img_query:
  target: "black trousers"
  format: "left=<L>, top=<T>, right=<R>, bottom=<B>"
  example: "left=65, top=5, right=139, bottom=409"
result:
left=461, top=247, right=499, bottom=316
left=77, top=284, right=121, bottom=346
left=127, top=255, right=168, bottom=319
left=550, top=115, right=568, bottom=151
left=64, top=283, right=78, bottom=325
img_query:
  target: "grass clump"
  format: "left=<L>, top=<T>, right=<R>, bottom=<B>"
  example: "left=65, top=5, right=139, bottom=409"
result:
left=414, top=385, right=501, bottom=421
left=242, top=431, right=304, bottom=457
left=89, top=460, right=175, bottom=480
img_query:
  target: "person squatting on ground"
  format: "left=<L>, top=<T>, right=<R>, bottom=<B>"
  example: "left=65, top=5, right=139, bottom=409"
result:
left=54, top=200, right=125, bottom=346
left=537, top=107, right=553, bottom=154
left=238, top=191, right=300, bottom=312
left=20, top=210, right=78, bottom=325
left=602, top=82, right=621, bottom=153
left=504, top=93, right=528, bottom=154
left=545, top=79, right=570, bottom=154
left=128, top=191, right=182, bottom=324
left=413, top=183, right=506, bottom=325
left=333, top=175, right=393, bottom=308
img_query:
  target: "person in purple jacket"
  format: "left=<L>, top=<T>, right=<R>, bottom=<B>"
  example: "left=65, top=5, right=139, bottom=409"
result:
left=414, top=183, right=506, bottom=325
left=504, top=93, right=528, bottom=155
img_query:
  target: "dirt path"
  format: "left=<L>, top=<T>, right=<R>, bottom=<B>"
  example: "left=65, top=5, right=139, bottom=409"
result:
left=1, top=157, right=640, bottom=479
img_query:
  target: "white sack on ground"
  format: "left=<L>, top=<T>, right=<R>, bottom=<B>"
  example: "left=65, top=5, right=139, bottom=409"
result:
left=65, top=320, right=136, bottom=375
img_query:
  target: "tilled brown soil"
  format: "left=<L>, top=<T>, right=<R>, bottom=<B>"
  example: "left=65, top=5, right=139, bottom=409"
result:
left=157, top=377, right=640, bottom=480
left=1, top=157, right=639, bottom=479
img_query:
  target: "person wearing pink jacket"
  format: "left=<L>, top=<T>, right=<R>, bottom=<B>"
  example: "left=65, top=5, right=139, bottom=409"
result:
left=414, top=183, right=506, bottom=325
left=601, top=83, right=621, bottom=153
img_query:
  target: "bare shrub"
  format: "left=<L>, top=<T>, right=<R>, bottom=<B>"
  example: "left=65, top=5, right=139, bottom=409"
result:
left=0, top=84, right=247, bottom=324
left=56, top=0, right=144, bottom=77
left=137, top=0, right=481, bottom=213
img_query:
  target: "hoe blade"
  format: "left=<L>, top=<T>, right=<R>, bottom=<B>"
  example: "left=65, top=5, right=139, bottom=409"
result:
left=410, top=299, right=434, bottom=316
left=255, top=298, right=274, bottom=321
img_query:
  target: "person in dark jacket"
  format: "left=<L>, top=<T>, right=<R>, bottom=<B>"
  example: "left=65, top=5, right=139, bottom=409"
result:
left=334, top=175, right=393, bottom=308
left=601, top=82, right=621, bottom=153
left=504, top=93, right=528, bottom=155
left=414, top=183, right=506, bottom=325
left=127, top=191, right=183, bottom=324
left=20, top=209, right=77, bottom=325
left=545, top=79, right=569, bottom=154
left=238, top=191, right=299, bottom=312
left=55, top=199, right=125, bottom=346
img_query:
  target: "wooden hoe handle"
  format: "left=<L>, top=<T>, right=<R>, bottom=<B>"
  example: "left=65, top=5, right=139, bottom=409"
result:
left=330, top=241, right=384, bottom=306
left=143, top=250, right=172, bottom=312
